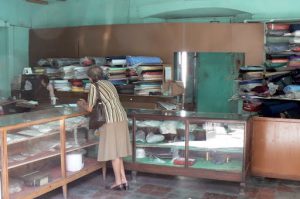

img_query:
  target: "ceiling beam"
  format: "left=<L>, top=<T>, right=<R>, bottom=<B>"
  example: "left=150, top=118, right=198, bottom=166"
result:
left=26, top=0, right=48, bottom=5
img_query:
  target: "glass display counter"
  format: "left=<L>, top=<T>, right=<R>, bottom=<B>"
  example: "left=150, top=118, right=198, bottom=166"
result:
left=0, top=106, right=105, bottom=199
left=125, top=110, right=250, bottom=185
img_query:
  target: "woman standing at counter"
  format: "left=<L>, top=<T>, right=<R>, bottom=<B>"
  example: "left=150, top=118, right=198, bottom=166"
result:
left=77, top=66, right=132, bottom=191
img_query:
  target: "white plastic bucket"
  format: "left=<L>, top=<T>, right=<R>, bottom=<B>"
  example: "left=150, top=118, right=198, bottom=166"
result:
left=66, top=152, right=84, bottom=172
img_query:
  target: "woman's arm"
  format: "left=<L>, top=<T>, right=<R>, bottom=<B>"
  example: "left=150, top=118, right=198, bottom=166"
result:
left=77, top=99, right=93, bottom=112
left=47, top=84, right=56, bottom=98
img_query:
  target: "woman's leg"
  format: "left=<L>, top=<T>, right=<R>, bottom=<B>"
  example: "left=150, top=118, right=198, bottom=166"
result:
left=120, top=158, right=127, bottom=184
left=111, top=158, right=122, bottom=186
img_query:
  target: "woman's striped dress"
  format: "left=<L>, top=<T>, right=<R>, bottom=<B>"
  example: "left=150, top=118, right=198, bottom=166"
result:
left=88, top=80, right=132, bottom=161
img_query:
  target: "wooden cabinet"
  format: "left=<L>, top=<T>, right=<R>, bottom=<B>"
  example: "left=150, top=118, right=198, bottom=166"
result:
left=119, top=95, right=176, bottom=110
left=55, top=91, right=176, bottom=110
left=125, top=110, right=250, bottom=184
left=251, top=116, right=300, bottom=180
left=0, top=107, right=105, bottom=199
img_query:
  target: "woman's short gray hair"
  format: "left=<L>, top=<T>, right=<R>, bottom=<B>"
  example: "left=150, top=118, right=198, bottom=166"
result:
left=87, top=66, right=104, bottom=82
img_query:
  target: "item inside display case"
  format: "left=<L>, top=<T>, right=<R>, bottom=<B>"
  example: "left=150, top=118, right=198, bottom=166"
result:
left=21, top=171, right=50, bottom=187
left=173, top=157, right=196, bottom=166
left=132, top=119, right=245, bottom=171
left=66, top=150, right=85, bottom=172
left=9, top=178, right=23, bottom=194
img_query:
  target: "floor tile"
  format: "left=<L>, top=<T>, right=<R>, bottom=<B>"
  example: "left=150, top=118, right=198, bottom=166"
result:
left=36, top=170, right=300, bottom=199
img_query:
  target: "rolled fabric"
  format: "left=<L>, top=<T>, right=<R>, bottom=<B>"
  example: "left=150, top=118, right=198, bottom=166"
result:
left=126, top=56, right=163, bottom=66
left=239, top=79, right=263, bottom=92
left=289, top=37, right=300, bottom=44
left=265, top=43, right=289, bottom=53
left=50, top=58, right=80, bottom=68
left=290, top=24, right=300, bottom=32
left=93, top=57, right=106, bottom=66
left=283, top=85, right=300, bottom=93
left=262, top=102, right=299, bottom=116
left=267, top=30, right=289, bottom=36
left=267, top=23, right=290, bottom=31
left=266, top=36, right=290, bottom=44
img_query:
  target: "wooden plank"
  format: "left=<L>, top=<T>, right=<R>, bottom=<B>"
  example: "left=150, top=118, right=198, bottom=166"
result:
left=60, top=119, right=66, bottom=178
left=29, top=23, right=264, bottom=66
left=1, top=129, right=9, bottom=199
left=124, top=162, right=242, bottom=182
left=251, top=118, right=300, bottom=180
left=0, top=111, right=88, bottom=131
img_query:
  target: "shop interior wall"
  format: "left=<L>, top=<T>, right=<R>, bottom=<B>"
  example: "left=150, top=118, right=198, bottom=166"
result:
left=29, top=23, right=264, bottom=66
left=30, top=0, right=300, bottom=28
left=0, top=0, right=31, bottom=97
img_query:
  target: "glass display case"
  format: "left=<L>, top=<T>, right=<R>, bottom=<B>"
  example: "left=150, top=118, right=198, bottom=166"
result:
left=125, top=109, right=250, bottom=185
left=0, top=106, right=105, bottom=199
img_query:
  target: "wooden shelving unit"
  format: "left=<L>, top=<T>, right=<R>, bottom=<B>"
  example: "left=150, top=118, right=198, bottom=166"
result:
left=125, top=110, right=250, bottom=187
left=0, top=107, right=106, bottom=199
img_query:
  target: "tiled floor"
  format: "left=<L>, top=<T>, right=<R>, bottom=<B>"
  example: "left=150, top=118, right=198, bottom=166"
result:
left=38, top=170, right=300, bottom=199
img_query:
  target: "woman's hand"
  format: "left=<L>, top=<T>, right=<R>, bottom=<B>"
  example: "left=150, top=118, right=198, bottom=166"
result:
left=77, top=99, right=88, bottom=110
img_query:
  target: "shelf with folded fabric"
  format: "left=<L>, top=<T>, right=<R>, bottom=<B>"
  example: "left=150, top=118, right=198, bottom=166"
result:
left=251, top=95, right=300, bottom=101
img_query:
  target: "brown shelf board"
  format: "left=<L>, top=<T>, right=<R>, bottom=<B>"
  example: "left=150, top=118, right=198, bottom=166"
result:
left=66, top=140, right=98, bottom=153
left=10, top=158, right=103, bottom=199
left=9, top=131, right=60, bottom=145
left=7, top=140, right=98, bottom=169
left=10, top=166, right=63, bottom=199
left=66, top=158, right=104, bottom=181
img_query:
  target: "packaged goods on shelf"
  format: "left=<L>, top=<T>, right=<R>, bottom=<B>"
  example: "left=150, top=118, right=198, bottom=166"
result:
left=126, top=56, right=163, bottom=66
left=80, top=57, right=106, bottom=66
left=21, top=171, right=51, bottom=187
left=9, top=178, right=24, bottom=193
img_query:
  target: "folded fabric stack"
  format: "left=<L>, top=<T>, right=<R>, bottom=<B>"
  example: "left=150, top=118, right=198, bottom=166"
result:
left=238, top=66, right=265, bottom=112
left=115, top=84, right=134, bottom=94
left=59, top=65, right=89, bottom=79
left=265, top=24, right=290, bottom=70
left=45, top=67, right=60, bottom=78
left=288, top=55, right=300, bottom=68
left=52, top=80, right=71, bottom=91
left=265, top=58, right=289, bottom=69
left=127, top=68, right=139, bottom=82
left=107, top=67, right=127, bottom=80
left=35, top=58, right=81, bottom=78
left=265, top=24, right=290, bottom=52
left=80, top=56, right=106, bottom=66
left=59, top=65, right=77, bottom=79
left=32, top=67, right=46, bottom=75
left=133, top=64, right=164, bottom=95
left=82, top=79, right=91, bottom=91
left=73, top=66, right=89, bottom=79
left=283, top=85, right=300, bottom=99
left=134, top=82, right=162, bottom=96
left=265, top=24, right=300, bottom=70
left=106, top=67, right=128, bottom=86
left=34, top=55, right=165, bottom=95
left=70, top=79, right=84, bottom=92
left=50, top=58, right=80, bottom=68
left=106, top=56, right=127, bottom=67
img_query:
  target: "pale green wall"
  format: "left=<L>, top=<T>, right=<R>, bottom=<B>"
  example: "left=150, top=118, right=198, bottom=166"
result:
left=31, top=0, right=300, bottom=28
left=0, top=0, right=31, bottom=97
left=2, top=0, right=300, bottom=96
left=0, top=28, right=9, bottom=97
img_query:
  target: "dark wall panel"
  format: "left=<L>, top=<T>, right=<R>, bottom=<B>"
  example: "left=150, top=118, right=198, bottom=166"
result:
left=29, top=23, right=264, bottom=66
